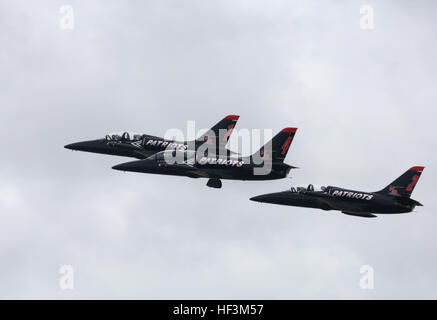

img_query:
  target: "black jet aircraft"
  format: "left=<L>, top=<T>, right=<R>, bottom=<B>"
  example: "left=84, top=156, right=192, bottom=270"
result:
left=112, top=128, right=298, bottom=188
left=64, top=115, right=240, bottom=159
left=250, top=166, right=424, bottom=218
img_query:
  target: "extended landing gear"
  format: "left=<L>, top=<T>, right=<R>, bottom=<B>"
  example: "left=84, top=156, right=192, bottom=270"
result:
left=207, top=178, right=222, bottom=189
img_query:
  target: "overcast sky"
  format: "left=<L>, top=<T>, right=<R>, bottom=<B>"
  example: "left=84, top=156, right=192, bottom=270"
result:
left=1, top=0, right=436, bottom=299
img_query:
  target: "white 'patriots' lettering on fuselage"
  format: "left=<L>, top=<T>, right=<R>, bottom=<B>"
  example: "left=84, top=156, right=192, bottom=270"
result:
left=198, top=157, right=244, bottom=167
left=331, top=190, right=374, bottom=200
left=145, top=139, right=187, bottom=151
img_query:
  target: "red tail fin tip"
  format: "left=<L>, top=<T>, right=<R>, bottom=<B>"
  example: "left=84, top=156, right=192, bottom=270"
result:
left=281, top=127, right=298, bottom=133
left=410, top=166, right=425, bottom=172
left=225, top=115, right=239, bottom=120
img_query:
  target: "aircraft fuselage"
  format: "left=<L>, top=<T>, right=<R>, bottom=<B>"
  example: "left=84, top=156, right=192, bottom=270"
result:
left=112, top=153, right=293, bottom=181
left=251, top=187, right=420, bottom=216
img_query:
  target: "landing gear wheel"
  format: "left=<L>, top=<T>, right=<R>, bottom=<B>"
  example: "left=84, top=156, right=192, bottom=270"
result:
left=207, top=178, right=222, bottom=189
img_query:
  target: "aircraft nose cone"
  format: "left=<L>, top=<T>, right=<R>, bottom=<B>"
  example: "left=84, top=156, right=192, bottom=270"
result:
left=64, top=139, right=113, bottom=153
left=112, top=160, right=144, bottom=172
left=250, top=191, right=289, bottom=204
left=250, top=194, right=271, bottom=203
left=64, top=140, right=103, bottom=152
left=64, top=142, right=80, bottom=150
left=112, top=163, right=128, bottom=171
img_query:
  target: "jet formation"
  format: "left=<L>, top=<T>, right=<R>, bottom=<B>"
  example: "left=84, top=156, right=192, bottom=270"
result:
left=65, top=115, right=424, bottom=217
left=65, top=115, right=298, bottom=188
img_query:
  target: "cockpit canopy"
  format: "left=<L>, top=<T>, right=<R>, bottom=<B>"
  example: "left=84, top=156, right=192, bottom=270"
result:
left=105, top=132, right=143, bottom=142
left=290, top=184, right=327, bottom=193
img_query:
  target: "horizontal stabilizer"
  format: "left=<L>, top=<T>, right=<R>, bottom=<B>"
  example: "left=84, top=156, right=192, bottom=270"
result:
left=342, top=211, right=377, bottom=218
